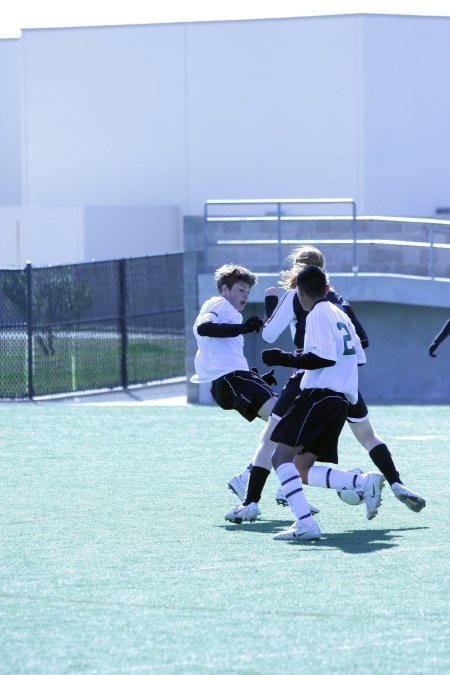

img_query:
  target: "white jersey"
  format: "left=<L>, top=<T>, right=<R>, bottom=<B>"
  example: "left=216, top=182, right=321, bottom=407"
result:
left=191, top=296, right=249, bottom=383
left=300, top=299, right=366, bottom=404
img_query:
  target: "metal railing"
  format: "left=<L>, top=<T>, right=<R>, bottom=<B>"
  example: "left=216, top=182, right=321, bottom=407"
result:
left=204, top=198, right=358, bottom=271
left=203, top=199, right=450, bottom=280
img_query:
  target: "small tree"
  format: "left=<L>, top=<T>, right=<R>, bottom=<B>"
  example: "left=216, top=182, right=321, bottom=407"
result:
left=1, top=267, right=95, bottom=355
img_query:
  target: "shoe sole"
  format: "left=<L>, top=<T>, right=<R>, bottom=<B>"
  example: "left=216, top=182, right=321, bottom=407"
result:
left=273, top=531, right=320, bottom=541
left=225, top=516, right=258, bottom=524
left=275, top=496, right=289, bottom=507
left=396, top=494, right=426, bottom=512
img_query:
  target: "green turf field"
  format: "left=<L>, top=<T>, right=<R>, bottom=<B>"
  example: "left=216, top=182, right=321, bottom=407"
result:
left=0, top=403, right=448, bottom=674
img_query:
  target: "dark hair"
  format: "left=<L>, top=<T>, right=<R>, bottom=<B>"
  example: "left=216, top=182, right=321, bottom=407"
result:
left=296, top=264, right=327, bottom=297
left=214, top=264, right=257, bottom=291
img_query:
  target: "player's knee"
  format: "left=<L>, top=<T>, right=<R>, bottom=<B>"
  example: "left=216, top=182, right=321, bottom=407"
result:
left=272, top=443, right=292, bottom=469
left=257, top=395, right=278, bottom=421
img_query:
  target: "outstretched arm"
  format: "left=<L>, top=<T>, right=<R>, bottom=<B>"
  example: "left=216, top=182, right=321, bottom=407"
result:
left=429, top=319, right=450, bottom=357
left=262, top=289, right=296, bottom=343
left=262, top=348, right=335, bottom=370
left=197, top=315, right=264, bottom=338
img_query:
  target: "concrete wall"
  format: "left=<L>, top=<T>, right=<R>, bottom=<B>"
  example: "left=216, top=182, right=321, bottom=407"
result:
left=84, top=206, right=181, bottom=261
left=185, top=216, right=450, bottom=404
left=0, top=207, right=84, bottom=267
left=0, top=205, right=180, bottom=267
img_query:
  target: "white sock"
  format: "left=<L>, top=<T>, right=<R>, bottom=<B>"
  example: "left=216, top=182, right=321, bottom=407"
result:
left=276, top=463, right=315, bottom=525
left=308, top=466, right=363, bottom=491
left=250, top=416, right=278, bottom=471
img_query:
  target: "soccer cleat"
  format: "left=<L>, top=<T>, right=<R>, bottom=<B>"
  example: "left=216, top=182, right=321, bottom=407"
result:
left=273, top=519, right=321, bottom=541
left=391, top=483, right=426, bottom=512
left=362, top=472, right=385, bottom=520
left=227, top=474, right=247, bottom=502
left=275, top=488, right=320, bottom=515
left=224, top=502, right=261, bottom=524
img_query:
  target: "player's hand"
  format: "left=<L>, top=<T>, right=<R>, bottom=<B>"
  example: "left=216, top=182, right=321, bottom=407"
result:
left=261, top=369, right=277, bottom=386
left=429, top=343, right=437, bottom=357
left=265, top=287, right=278, bottom=296
left=242, top=316, right=264, bottom=333
left=261, top=348, right=285, bottom=366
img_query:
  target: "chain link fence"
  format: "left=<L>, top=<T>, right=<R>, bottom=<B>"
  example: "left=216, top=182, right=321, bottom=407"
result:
left=0, top=254, right=184, bottom=399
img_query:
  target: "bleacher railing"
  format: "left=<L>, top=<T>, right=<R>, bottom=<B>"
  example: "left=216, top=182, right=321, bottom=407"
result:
left=203, top=199, right=450, bottom=280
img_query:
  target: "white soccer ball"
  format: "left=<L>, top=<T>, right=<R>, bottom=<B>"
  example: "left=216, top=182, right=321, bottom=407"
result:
left=337, top=487, right=364, bottom=506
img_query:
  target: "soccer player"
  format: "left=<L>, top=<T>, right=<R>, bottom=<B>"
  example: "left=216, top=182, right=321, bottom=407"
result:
left=429, top=318, right=450, bottom=357
left=227, top=245, right=425, bottom=514
left=191, top=264, right=281, bottom=503
left=269, top=264, right=383, bottom=540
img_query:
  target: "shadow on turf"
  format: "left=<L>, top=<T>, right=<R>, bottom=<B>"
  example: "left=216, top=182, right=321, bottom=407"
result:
left=221, top=521, right=429, bottom=554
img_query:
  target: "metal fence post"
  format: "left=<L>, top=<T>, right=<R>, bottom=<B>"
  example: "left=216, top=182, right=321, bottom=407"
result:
left=351, top=200, right=358, bottom=274
left=25, top=262, right=34, bottom=399
left=429, top=223, right=435, bottom=280
left=118, top=258, right=128, bottom=389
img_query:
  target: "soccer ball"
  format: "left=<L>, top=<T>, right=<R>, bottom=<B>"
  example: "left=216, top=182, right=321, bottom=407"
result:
left=337, top=487, right=364, bottom=506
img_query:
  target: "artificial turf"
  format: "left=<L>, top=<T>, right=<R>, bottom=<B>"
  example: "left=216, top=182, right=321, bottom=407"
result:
left=0, top=403, right=448, bottom=673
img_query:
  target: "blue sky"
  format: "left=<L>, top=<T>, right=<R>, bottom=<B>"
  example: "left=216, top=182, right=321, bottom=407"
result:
left=1, top=0, right=448, bottom=39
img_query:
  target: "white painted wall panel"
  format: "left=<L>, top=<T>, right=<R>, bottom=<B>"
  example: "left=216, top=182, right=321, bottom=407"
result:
left=0, top=40, right=21, bottom=204
left=362, top=16, right=450, bottom=216
left=0, top=207, right=84, bottom=267
left=21, top=25, right=186, bottom=208
left=185, top=17, right=362, bottom=213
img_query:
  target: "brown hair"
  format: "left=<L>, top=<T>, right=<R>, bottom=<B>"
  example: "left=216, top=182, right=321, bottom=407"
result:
left=214, top=263, right=257, bottom=292
left=279, top=245, right=326, bottom=289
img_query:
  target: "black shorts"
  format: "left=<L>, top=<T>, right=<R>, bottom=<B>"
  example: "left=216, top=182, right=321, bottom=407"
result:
left=271, top=372, right=303, bottom=418
left=273, top=373, right=368, bottom=424
left=347, top=391, right=369, bottom=422
left=210, top=370, right=276, bottom=422
left=271, top=388, right=349, bottom=463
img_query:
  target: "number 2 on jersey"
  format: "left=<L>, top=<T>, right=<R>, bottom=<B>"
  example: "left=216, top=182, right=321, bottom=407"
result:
left=337, top=322, right=356, bottom=355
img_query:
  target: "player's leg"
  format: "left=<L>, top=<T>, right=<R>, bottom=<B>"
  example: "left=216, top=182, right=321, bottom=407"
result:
left=272, top=391, right=384, bottom=521
left=272, top=443, right=320, bottom=541
left=266, top=375, right=320, bottom=513
left=227, top=394, right=278, bottom=501
left=298, top=451, right=384, bottom=521
left=348, top=395, right=426, bottom=512
left=226, top=385, right=320, bottom=516
left=271, top=443, right=321, bottom=540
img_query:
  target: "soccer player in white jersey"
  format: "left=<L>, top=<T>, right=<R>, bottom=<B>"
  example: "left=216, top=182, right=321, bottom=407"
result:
left=191, top=265, right=280, bottom=501
left=227, top=244, right=426, bottom=515
left=269, top=264, right=384, bottom=540
left=192, top=263, right=277, bottom=419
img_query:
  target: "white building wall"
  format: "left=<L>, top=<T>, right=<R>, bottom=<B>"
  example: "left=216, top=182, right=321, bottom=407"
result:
left=0, top=206, right=180, bottom=267
left=20, top=25, right=187, bottom=209
left=184, top=17, right=362, bottom=213
left=0, top=207, right=84, bottom=267
left=362, top=16, right=450, bottom=217
left=0, top=15, right=450, bottom=266
left=0, top=39, right=21, bottom=204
